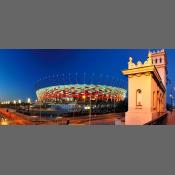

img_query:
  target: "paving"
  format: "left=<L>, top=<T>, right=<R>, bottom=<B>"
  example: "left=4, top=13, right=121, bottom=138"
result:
left=0, top=107, right=174, bottom=125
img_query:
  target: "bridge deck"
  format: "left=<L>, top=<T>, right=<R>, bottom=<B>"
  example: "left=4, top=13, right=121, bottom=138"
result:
left=144, top=112, right=175, bottom=125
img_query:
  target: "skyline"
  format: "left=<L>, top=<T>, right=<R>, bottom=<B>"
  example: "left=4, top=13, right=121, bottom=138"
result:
left=0, top=49, right=174, bottom=102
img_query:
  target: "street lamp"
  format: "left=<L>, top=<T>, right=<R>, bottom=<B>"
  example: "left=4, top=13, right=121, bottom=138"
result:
left=39, top=100, right=42, bottom=123
left=170, top=94, right=174, bottom=112
left=113, top=98, right=116, bottom=113
left=172, top=86, right=175, bottom=111
left=13, top=100, right=17, bottom=110
left=82, top=95, right=86, bottom=103
left=18, top=99, right=21, bottom=111
left=174, top=86, right=175, bottom=109
left=27, top=98, right=31, bottom=104
left=27, top=98, right=31, bottom=113
left=89, top=96, right=92, bottom=125
left=167, top=79, right=174, bottom=113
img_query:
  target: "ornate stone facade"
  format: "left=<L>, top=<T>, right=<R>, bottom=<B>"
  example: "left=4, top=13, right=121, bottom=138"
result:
left=122, top=50, right=167, bottom=125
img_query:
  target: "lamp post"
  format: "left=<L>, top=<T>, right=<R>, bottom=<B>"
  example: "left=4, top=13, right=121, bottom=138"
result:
left=39, top=100, right=42, bottom=123
left=27, top=98, right=31, bottom=104
left=114, top=98, right=116, bottom=113
left=168, top=79, right=174, bottom=114
left=171, top=86, right=175, bottom=112
left=27, top=98, right=31, bottom=113
left=170, top=94, right=174, bottom=113
left=18, top=99, right=21, bottom=110
left=13, top=100, right=16, bottom=110
left=174, top=87, right=175, bottom=111
left=89, top=96, right=92, bottom=125
left=171, top=83, right=173, bottom=113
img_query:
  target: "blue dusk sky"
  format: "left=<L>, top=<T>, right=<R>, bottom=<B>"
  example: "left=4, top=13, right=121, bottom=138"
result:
left=0, top=49, right=174, bottom=102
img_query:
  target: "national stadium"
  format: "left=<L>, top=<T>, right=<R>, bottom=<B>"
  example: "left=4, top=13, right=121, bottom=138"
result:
left=35, top=74, right=127, bottom=115
left=36, top=84, right=126, bottom=103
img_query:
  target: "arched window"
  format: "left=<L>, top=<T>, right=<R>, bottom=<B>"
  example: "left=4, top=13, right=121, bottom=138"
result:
left=136, top=89, right=142, bottom=107
left=155, top=59, right=158, bottom=64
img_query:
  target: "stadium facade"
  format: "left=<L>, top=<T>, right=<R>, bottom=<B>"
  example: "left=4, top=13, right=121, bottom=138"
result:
left=35, top=74, right=127, bottom=115
left=36, top=84, right=126, bottom=103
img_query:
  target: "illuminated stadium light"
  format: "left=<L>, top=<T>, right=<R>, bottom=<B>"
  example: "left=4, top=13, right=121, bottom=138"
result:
left=82, top=95, right=86, bottom=99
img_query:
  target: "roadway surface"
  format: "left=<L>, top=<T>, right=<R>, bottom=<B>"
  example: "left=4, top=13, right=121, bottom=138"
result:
left=0, top=108, right=124, bottom=125
left=0, top=108, right=175, bottom=125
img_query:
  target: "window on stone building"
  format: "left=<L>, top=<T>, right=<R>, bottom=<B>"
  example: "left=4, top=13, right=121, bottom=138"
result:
left=160, top=58, right=162, bottom=63
left=136, top=89, right=142, bottom=107
left=157, top=91, right=160, bottom=112
left=159, top=94, right=162, bottom=112
left=153, top=91, right=155, bottom=108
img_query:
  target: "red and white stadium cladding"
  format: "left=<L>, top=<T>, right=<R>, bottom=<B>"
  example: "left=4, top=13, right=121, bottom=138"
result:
left=36, top=84, right=127, bottom=102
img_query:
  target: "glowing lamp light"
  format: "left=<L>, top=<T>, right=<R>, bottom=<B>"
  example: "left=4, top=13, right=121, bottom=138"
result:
left=84, top=106, right=90, bottom=110
left=18, top=100, right=21, bottom=104
left=27, top=98, right=31, bottom=104
left=13, top=100, right=16, bottom=104
left=170, top=94, right=174, bottom=99
left=1, top=120, right=8, bottom=125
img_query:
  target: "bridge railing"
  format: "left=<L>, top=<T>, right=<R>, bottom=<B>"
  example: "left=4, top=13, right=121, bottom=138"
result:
left=144, top=113, right=167, bottom=125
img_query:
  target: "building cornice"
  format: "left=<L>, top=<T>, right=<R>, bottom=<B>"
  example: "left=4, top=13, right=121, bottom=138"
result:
left=122, top=65, right=166, bottom=92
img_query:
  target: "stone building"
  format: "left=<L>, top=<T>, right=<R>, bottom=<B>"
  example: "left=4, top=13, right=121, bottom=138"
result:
left=122, top=49, right=167, bottom=125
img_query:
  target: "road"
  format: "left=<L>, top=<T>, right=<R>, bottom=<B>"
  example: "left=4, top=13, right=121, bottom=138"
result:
left=59, top=113, right=125, bottom=125
left=0, top=108, right=124, bottom=125
left=0, top=108, right=32, bottom=125
left=1, top=107, right=174, bottom=125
